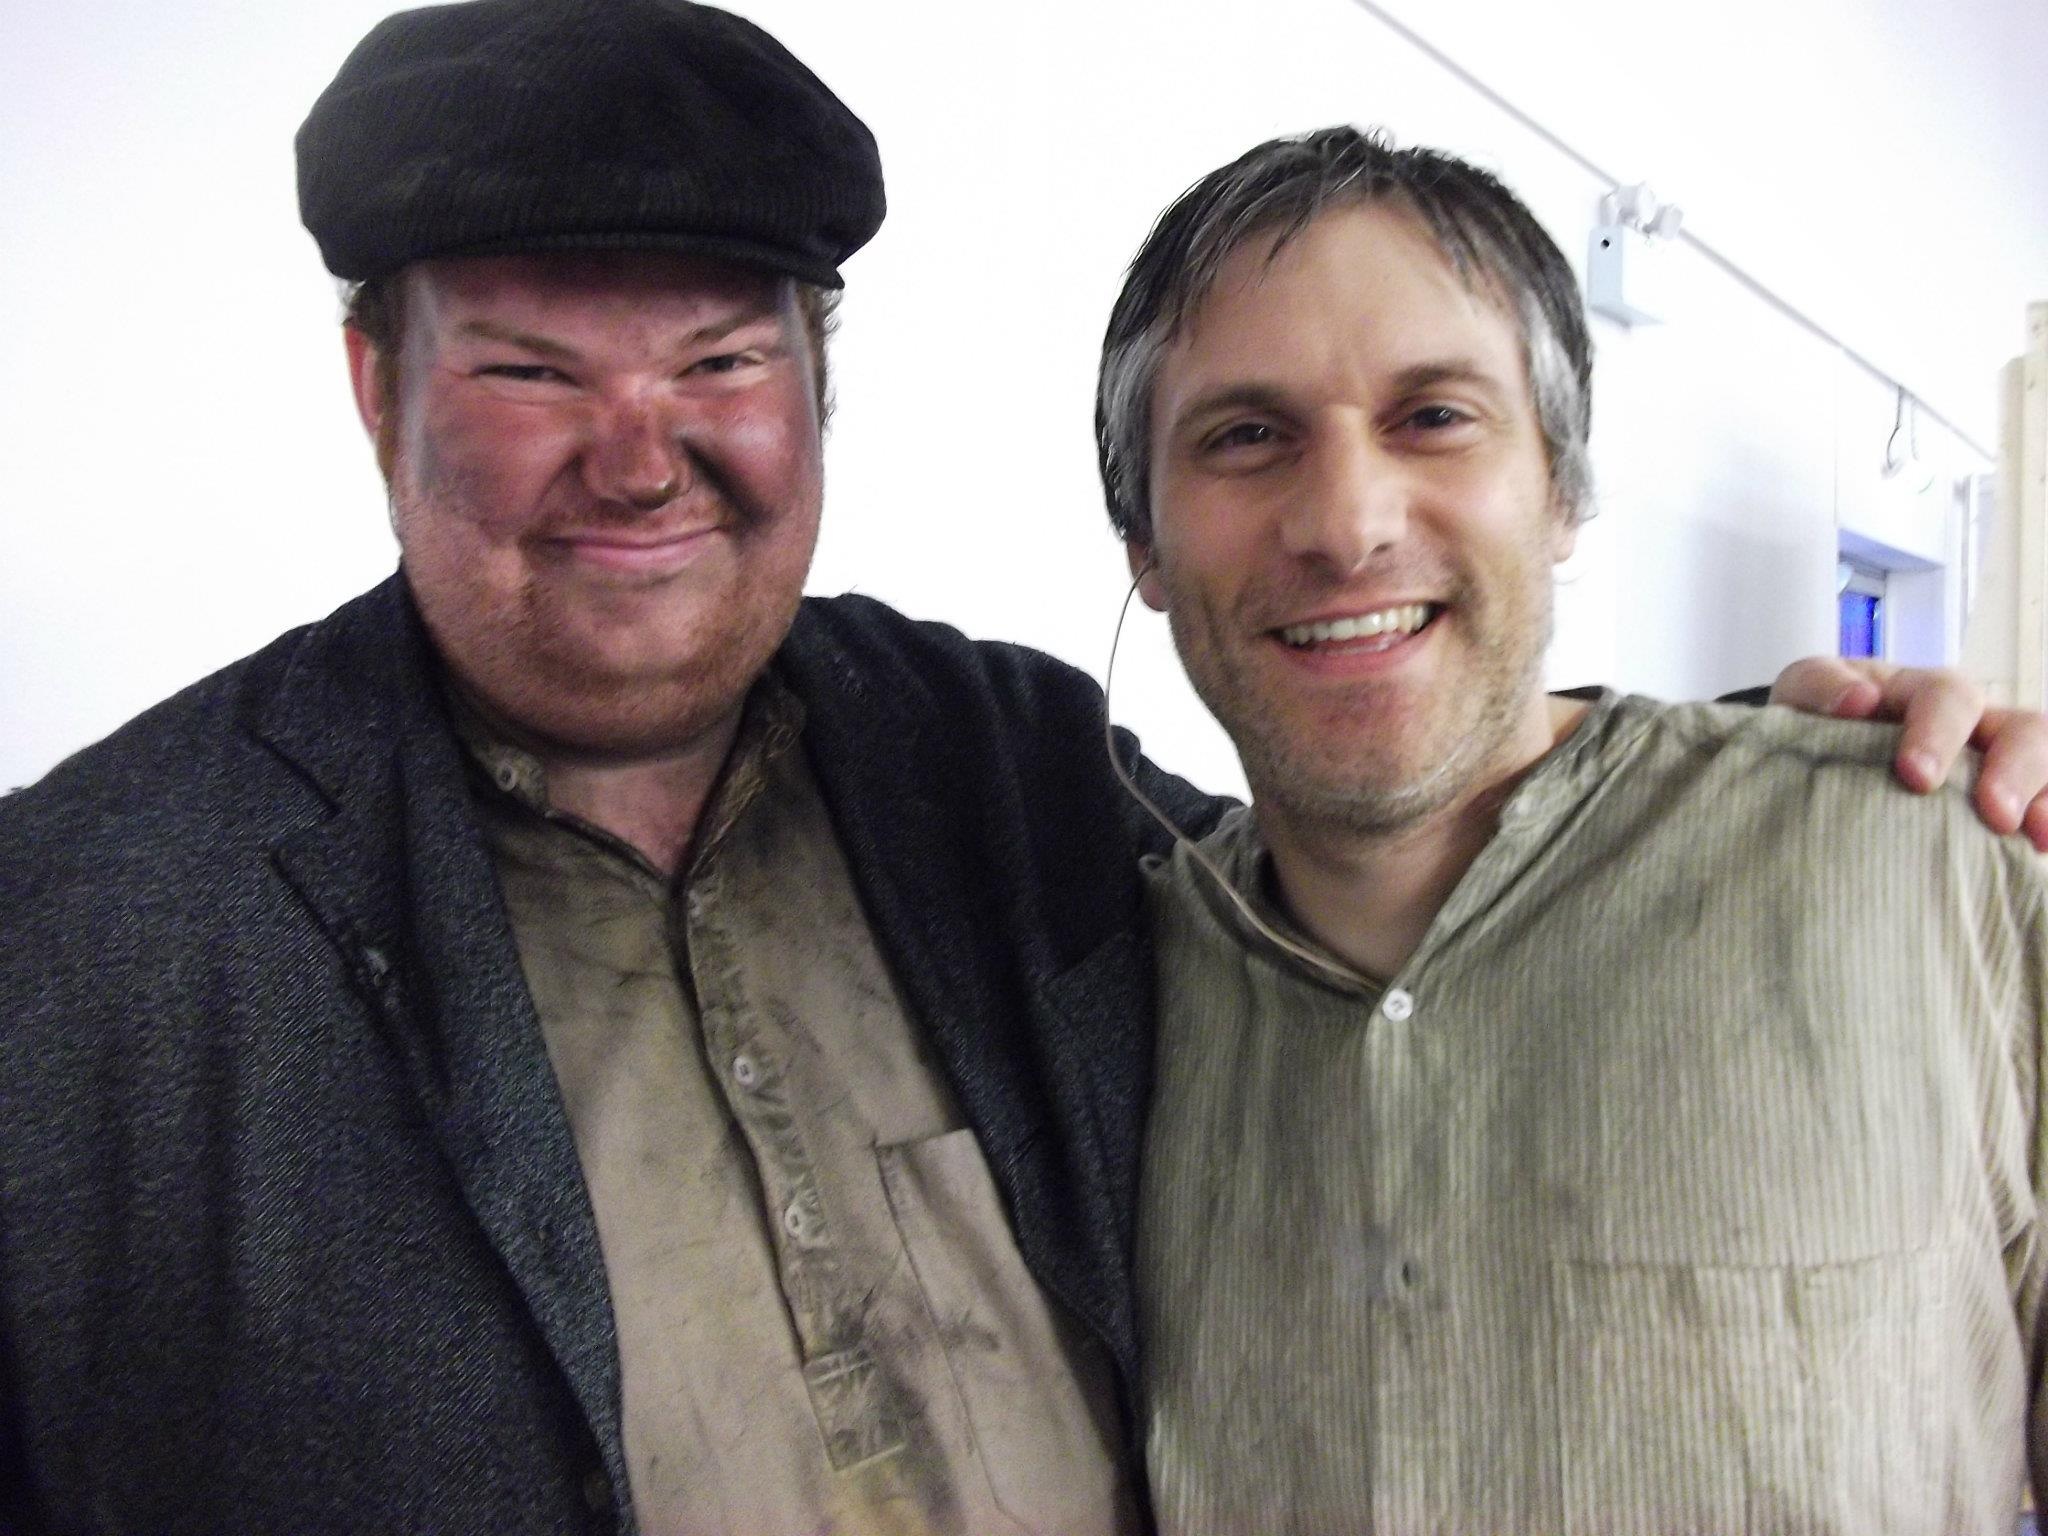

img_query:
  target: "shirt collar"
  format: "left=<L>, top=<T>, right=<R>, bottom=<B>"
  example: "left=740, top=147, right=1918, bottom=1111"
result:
left=1174, top=688, right=1644, bottom=993
left=447, top=668, right=807, bottom=879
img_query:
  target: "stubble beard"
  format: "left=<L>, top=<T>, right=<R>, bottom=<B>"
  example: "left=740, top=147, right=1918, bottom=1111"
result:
left=1168, top=557, right=1556, bottom=845
left=392, top=454, right=812, bottom=761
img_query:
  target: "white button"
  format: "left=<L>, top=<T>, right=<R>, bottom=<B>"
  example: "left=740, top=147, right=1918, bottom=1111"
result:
left=1382, top=988, right=1414, bottom=1022
left=732, top=1053, right=759, bottom=1089
left=783, top=1200, right=808, bottom=1239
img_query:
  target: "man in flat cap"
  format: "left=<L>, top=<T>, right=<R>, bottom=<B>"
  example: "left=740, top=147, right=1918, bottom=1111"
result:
left=0, top=2, right=2041, bottom=1533
left=1, top=3, right=1141, bottom=1531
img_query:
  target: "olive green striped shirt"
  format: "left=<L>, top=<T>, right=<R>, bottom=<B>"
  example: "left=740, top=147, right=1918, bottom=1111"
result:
left=1140, top=691, right=2048, bottom=1535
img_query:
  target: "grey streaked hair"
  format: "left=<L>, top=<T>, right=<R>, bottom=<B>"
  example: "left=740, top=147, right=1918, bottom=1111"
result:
left=1096, top=126, right=1594, bottom=544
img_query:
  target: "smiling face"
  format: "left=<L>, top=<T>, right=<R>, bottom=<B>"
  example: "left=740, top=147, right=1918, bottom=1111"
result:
left=1134, top=200, right=1576, bottom=838
left=347, top=249, right=825, bottom=757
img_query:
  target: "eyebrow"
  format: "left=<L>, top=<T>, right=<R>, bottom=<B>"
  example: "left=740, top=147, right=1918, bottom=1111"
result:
left=452, top=320, right=579, bottom=359
left=1382, top=359, right=1508, bottom=397
left=452, top=306, right=782, bottom=359
left=1171, top=358, right=1510, bottom=432
left=1168, top=383, right=1295, bottom=434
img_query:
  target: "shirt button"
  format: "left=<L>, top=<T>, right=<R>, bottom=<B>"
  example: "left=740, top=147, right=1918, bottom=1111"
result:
left=783, top=1199, right=809, bottom=1240
left=1388, top=1254, right=1426, bottom=1301
left=1381, top=988, right=1415, bottom=1022
left=581, top=1469, right=612, bottom=1511
left=732, top=1053, right=760, bottom=1090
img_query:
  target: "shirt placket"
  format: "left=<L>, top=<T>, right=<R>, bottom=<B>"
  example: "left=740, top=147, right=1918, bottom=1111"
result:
left=676, top=854, right=910, bottom=1472
left=1350, top=965, right=1440, bottom=1530
left=1301, top=823, right=1544, bottom=1529
left=1367, top=791, right=1576, bottom=1529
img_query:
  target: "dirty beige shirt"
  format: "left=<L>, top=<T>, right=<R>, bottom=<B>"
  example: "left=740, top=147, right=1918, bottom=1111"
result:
left=466, top=679, right=1137, bottom=1536
left=1140, top=691, right=2048, bottom=1536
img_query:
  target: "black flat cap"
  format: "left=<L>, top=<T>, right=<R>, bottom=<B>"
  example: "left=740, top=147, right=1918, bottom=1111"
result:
left=296, top=0, right=884, bottom=287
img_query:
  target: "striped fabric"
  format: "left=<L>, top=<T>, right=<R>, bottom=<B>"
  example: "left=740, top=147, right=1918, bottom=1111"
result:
left=1139, top=692, right=2048, bottom=1535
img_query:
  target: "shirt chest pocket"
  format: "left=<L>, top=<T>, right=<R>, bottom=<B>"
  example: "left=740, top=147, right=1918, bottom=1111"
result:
left=876, top=1129, right=1140, bottom=1535
left=1549, top=1248, right=1951, bottom=1535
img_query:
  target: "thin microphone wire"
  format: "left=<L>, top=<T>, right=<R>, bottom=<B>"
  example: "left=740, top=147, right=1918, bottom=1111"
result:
left=1102, top=566, right=1376, bottom=991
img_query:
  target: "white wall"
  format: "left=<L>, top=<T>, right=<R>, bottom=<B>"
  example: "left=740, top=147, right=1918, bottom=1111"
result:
left=1364, top=0, right=2047, bottom=456
left=4, top=0, right=2043, bottom=798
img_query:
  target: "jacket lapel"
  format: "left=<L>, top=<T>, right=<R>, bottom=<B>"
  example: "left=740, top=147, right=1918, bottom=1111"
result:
left=254, top=578, right=627, bottom=1488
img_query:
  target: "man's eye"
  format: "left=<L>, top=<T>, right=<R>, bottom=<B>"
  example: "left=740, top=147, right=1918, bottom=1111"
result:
left=1408, top=404, right=1472, bottom=431
left=689, top=351, right=763, bottom=377
left=477, top=363, right=566, bottom=384
left=1207, top=422, right=1278, bottom=451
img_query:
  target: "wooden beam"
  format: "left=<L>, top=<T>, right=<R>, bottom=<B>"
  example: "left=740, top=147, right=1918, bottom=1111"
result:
left=2020, top=304, right=2048, bottom=709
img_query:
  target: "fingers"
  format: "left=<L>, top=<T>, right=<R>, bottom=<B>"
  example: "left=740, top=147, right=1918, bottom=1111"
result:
left=2021, top=797, right=2048, bottom=855
left=1969, top=706, right=2048, bottom=845
left=1880, top=666, right=1984, bottom=793
left=1765, top=655, right=2048, bottom=846
left=1767, top=656, right=1887, bottom=718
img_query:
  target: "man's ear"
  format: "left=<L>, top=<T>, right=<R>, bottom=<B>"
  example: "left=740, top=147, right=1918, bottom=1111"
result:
left=1549, top=503, right=1580, bottom=566
left=343, top=325, right=387, bottom=443
left=344, top=324, right=401, bottom=484
left=1126, top=540, right=1168, bottom=612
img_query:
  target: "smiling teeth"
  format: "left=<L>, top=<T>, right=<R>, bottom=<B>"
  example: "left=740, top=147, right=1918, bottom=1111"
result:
left=1281, top=604, right=1432, bottom=647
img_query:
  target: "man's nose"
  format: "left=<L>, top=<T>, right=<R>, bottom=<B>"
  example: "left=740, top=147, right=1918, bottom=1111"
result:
left=1279, top=428, right=1406, bottom=573
left=583, top=399, right=691, bottom=510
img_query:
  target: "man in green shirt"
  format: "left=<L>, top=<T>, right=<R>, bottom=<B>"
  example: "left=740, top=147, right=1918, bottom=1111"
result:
left=1103, top=126, right=2046, bottom=1533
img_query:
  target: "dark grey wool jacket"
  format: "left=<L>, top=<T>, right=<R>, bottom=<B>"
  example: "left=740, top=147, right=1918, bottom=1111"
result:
left=0, top=575, right=1226, bottom=1535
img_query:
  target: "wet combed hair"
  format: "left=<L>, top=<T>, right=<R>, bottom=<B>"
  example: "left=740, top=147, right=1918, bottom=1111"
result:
left=342, top=272, right=842, bottom=427
left=1095, top=126, right=1593, bottom=544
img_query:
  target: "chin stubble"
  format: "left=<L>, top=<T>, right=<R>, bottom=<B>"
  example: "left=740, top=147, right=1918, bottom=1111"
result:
left=1176, top=560, right=1556, bottom=843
